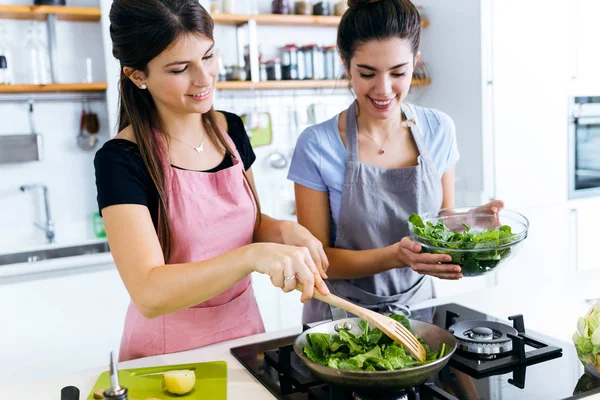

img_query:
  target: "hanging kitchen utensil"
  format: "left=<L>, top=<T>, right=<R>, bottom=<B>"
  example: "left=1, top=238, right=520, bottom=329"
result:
left=267, top=151, right=288, bottom=169
left=77, top=100, right=98, bottom=151
left=84, top=100, right=100, bottom=134
left=297, top=284, right=427, bottom=362
left=241, top=111, right=272, bottom=147
left=0, top=100, right=43, bottom=164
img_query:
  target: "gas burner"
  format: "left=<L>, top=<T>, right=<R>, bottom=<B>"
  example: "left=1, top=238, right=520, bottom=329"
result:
left=352, top=390, right=408, bottom=400
left=448, top=320, right=518, bottom=356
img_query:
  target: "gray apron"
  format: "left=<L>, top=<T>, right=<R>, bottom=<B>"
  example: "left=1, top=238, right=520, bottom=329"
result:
left=302, top=101, right=444, bottom=324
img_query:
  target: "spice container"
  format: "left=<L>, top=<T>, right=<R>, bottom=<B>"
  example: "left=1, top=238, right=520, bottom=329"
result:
left=303, top=45, right=324, bottom=80
left=294, top=1, right=312, bottom=15
left=210, top=0, right=222, bottom=14
left=223, top=0, right=236, bottom=13
left=0, top=56, right=8, bottom=85
left=266, top=59, right=282, bottom=80
left=231, top=65, right=247, bottom=81
left=301, top=46, right=314, bottom=79
left=272, top=0, right=290, bottom=14
left=296, top=49, right=306, bottom=80
left=334, top=0, right=347, bottom=16
left=282, top=44, right=299, bottom=80
left=323, top=46, right=337, bottom=80
left=259, top=63, right=268, bottom=81
left=313, top=1, right=330, bottom=15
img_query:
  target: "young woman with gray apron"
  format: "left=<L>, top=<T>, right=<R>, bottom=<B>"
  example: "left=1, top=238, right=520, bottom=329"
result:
left=302, top=101, right=443, bottom=324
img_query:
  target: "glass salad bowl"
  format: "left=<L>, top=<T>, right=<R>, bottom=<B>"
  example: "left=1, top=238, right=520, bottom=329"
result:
left=407, top=208, right=529, bottom=277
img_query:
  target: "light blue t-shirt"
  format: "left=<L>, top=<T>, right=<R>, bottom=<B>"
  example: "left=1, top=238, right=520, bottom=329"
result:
left=287, top=104, right=460, bottom=244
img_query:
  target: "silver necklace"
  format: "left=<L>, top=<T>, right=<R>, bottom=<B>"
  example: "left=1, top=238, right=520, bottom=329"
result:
left=358, top=117, right=402, bottom=155
left=169, top=133, right=205, bottom=154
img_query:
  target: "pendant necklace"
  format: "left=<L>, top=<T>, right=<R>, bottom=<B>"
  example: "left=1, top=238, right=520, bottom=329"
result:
left=169, top=133, right=205, bottom=154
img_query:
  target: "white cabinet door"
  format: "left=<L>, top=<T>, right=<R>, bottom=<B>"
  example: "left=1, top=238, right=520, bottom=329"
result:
left=0, top=264, right=129, bottom=385
left=566, top=198, right=600, bottom=301
left=490, top=0, right=570, bottom=208
left=495, top=204, right=570, bottom=291
left=573, top=201, right=600, bottom=273
left=571, top=0, right=600, bottom=84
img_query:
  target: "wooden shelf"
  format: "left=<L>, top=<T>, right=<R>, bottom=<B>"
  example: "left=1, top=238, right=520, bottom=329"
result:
left=213, top=13, right=429, bottom=28
left=0, top=83, right=108, bottom=93
left=216, top=78, right=431, bottom=91
left=0, top=5, right=101, bottom=22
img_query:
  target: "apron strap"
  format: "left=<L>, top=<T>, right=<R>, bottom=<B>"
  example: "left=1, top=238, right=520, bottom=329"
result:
left=345, top=100, right=360, bottom=161
left=400, top=103, right=432, bottom=161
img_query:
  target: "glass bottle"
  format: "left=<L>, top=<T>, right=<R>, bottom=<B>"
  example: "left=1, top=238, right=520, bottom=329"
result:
left=34, top=22, right=52, bottom=84
left=272, top=0, right=290, bottom=14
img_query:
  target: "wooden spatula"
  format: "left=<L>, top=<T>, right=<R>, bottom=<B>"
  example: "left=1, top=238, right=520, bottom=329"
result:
left=300, top=286, right=427, bottom=363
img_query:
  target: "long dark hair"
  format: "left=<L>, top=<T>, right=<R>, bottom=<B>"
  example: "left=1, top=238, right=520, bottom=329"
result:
left=339, top=0, right=422, bottom=65
left=109, top=0, right=260, bottom=263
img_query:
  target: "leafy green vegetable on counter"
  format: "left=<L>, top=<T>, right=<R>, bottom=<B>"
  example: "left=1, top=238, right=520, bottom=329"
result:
left=573, top=306, right=600, bottom=369
left=303, top=315, right=444, bottom=371
left=407, top=214, right=518, bottom=275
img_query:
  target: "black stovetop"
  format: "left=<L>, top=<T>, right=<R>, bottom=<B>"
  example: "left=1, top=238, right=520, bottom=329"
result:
left=230, top=303, right=600, bottom=400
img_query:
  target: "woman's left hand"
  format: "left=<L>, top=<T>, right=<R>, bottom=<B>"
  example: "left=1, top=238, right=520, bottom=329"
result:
left=469, top=199, right=505, bottom=228
left=281, top=221, right=329, bottom=280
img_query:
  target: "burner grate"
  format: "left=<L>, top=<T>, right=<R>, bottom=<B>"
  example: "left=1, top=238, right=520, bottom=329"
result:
left=445, top=310, right=563, bottom=381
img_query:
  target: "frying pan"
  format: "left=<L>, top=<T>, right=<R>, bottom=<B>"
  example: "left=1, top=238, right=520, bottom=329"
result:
left=293, top=317, right=457, bottom=390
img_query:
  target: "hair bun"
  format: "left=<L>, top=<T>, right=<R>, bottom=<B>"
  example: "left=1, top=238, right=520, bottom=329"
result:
left=348, top=0, right=381, bottom=9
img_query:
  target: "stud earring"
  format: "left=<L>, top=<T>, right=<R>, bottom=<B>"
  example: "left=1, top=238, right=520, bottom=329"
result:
left=139, top=83, right=147, bottom=89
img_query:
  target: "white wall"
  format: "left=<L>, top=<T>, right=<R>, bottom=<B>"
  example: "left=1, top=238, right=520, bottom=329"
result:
left=0, top=0, right=109, bottom=252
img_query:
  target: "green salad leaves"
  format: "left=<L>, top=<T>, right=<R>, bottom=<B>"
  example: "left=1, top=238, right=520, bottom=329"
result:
left=573, top=306, right=600, bottom=369
left=407, top=214, right=518, bottom=276
left=303, top=315, right=445, bottom=371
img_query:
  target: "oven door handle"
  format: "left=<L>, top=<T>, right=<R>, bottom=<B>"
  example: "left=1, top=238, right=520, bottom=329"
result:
left=574, top=116, right=600, bottom=125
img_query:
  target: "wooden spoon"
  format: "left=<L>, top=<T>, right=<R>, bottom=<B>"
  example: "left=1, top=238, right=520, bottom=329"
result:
left=300, top=286, right=427, bottom=363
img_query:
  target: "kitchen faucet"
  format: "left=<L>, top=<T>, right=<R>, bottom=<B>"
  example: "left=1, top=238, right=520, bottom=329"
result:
left=20, top=184, right=55, bottom=244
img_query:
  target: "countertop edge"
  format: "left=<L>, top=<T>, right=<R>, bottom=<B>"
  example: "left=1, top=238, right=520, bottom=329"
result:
left=0, top=252, right=114, bottom=279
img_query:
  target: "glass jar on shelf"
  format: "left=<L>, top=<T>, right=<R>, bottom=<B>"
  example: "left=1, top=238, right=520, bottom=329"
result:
left=294, top=1, right=312, bottom=15
left=210, top=0, right=222, bottom=14
left=334, top=0, right=348, bottom=16
left=34, top=21, right=52, bottom=84
left=272, top=0, right=290, bottom=14
left=313, top=0, right=330, bottom=15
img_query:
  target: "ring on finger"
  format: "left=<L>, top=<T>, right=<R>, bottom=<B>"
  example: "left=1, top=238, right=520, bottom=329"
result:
left=284, top=275, right=296, bottom=282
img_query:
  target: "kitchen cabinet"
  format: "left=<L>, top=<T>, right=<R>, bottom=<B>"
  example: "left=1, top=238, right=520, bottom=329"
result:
left=569, top=0, right=600, bottom=84
left=572, top=200, right=600, bottom=273
left=490, top=0, right=570, bottom=208
left=494, top=204, right=570, bottom=291
left=565, top=197, right=600, bottom=301
left=416, top=0, right=570, bottom=209
left=0, top=263, right=129, bottom=385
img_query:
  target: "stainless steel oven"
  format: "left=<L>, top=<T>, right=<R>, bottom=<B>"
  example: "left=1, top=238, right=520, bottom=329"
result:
left=569, top=96, right=600, bottom=198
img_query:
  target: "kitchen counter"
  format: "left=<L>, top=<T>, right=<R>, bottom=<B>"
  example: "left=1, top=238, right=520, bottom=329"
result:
left=2, top=285, right=600, bottom=399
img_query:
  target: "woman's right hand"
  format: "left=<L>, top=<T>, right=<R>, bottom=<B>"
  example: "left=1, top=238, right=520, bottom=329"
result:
left=249, top=243, right=330, bottom=303
left=395, top=237, right=463, bottom=280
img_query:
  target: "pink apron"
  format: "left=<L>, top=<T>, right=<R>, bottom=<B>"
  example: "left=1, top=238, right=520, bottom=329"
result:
left=119, top=132, right=265, bottom=362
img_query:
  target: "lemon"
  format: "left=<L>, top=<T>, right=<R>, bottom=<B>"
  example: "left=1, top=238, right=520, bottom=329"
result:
left=162, top=369, right=196, bottom=395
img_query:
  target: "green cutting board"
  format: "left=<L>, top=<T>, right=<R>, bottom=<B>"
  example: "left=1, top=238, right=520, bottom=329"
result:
left=87, top=361, right=227, bottom=400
